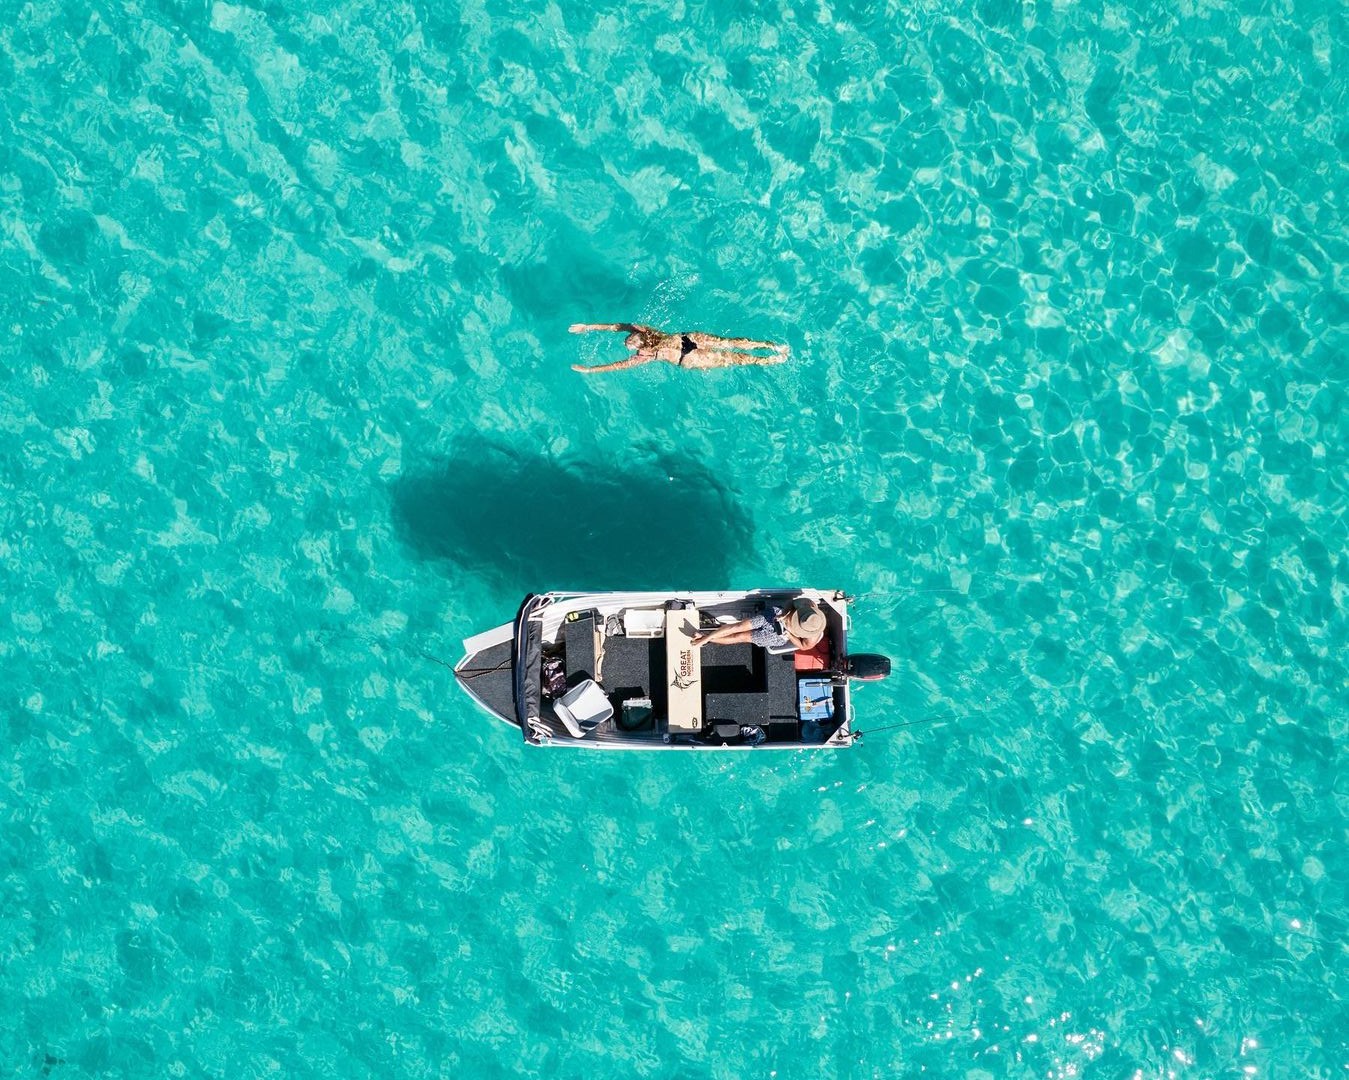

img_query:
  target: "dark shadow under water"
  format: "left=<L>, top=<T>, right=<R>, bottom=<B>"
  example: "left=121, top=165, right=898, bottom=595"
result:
left=391, top=441, right=754, bottom=589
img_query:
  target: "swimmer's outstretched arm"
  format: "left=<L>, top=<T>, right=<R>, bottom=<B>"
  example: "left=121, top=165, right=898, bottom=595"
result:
left=572, top=354, right=656, bottom=373
left=569, top=323, right=637, bottom=334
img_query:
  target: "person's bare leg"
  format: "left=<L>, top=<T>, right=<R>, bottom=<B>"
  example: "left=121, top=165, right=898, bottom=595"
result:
left=685, top=333, right=784, bottom=351
left=681, top=349, right=788, bottom=369
left=690, top=623, right=754, bottom=646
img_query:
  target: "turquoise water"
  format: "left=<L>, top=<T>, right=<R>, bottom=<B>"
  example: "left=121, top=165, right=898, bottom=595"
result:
left=2, top=0, right=1345, bottom=1075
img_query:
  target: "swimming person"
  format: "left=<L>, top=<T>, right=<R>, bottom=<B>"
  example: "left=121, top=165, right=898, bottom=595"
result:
left=569, top=323, right=790, bottom=372
left=690, top=599, right=826, bottom=651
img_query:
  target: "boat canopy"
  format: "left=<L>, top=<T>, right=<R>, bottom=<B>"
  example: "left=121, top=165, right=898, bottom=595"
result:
left=512, top=594, right=545, bottom=741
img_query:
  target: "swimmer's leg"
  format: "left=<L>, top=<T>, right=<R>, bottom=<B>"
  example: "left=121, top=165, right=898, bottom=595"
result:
left=680, top=349, right=789, bottom=369
left=686, top=333, right=786, bottom=352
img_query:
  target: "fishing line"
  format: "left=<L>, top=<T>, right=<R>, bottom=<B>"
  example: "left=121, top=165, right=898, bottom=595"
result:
left=452, top=657, right=512, bottom=680
left=851, top=714, right=950, bottom=741
left=315, top=626, right=473, bottom=677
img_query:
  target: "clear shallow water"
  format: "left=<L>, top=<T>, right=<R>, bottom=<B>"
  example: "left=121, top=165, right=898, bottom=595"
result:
left=2, top=0, right=1345, bottom=1075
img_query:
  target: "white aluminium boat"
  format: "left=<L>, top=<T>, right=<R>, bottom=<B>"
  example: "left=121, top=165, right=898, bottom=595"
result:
left=455, top=590, right=890, bottom=749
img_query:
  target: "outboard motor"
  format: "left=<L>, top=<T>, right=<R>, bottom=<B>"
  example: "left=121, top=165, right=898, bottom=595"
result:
left=845, top=654, right=891, bottom=681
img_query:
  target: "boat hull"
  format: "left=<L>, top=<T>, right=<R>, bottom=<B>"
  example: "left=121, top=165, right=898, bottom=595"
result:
left=455, top=591, right=879, bottom=750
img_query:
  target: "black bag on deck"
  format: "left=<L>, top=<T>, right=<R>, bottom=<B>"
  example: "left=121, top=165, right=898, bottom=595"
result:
left=541, top=656, right=566, bottom=699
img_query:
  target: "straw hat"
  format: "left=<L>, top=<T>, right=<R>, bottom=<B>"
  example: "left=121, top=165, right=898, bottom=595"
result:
left=783, top=599, right=826, bottom=645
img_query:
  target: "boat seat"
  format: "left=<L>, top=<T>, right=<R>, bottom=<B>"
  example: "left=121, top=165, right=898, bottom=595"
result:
left=767, top=629, right=833, bottom=658
left=553, top=679, right=613, bottom=738
left=794, top=634, right=831, bottom=671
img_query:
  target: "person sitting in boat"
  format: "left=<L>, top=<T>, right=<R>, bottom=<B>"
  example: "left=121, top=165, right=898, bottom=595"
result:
left=569, top=322, right=789, bottom=372
left=690, top=598, right=826, bottom=651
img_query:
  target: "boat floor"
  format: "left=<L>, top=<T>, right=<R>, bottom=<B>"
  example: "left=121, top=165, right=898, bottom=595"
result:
left=562, top=630, right=804, bottom=745
left=455, top=638, right=515, bottom=720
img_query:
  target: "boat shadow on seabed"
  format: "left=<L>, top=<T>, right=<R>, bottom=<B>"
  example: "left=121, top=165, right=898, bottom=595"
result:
left=389, top=440, right=756, bottom=590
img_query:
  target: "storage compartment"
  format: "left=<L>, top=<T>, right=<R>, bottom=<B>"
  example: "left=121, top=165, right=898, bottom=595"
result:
left=618, top=697, right=654, bottom=731
left=622, top=608, right=665, bottom=638
left=798, top=678, right=835, bottom=724
left=798, top=677, right=838, bottom=743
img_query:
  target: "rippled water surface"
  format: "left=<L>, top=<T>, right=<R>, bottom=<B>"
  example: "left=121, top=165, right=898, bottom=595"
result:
left=2, top=1, right=1345, bottom=1076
